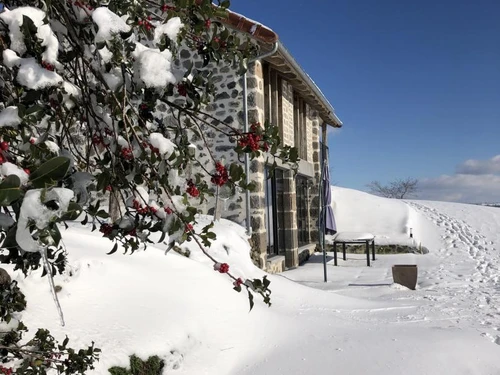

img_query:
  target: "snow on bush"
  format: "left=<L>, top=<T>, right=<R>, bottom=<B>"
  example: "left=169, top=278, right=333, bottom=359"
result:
left=0, top=1, right=296, bottom=371
left=92, top=7, right=131, bottom=42
left=0, top=106, right=21, bottom=127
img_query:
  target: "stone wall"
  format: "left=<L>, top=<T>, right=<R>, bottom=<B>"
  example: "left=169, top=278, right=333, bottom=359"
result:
left=172, top=45, right=328, bottom=271
left=174, top=47, right=266, bottom=230
left=172, top=49, right=273, bottom=269
left=246, top=61, right=268, bottom=268
left=281, top=169, right=299, bottom=267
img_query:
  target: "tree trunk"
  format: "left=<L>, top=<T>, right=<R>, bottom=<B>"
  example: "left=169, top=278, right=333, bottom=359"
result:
left=108, top=190, right=121, bottom=223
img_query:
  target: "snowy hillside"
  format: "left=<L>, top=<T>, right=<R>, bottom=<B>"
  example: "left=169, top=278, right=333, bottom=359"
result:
left=3, top=187, right=500, bottom=374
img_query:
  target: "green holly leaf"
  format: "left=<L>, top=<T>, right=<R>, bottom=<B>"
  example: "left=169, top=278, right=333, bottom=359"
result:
left=107, top=243, right=118, bottom=255
left=0, top=175, right=22, bottom=206
left=1, top=224, right=18, bottom=249
left=96, top=171, right=111, bottom=192
left=263, top=276, right=271, bottom=288
left=49, top=224, right=62, bottom=246
left=0, top=213, right=15, bottom=229
left=237, top=57, right=248, bottom=75
left=248, top=290, right=254, bottom=311
left=229, top=163, right=243, bottom=182
left=288, top=147, right=299, bottom=162
left=29, top=157, right=71, bottom=188
left=96, top=210, right=109, bottom=219
left=60, top=202, right=83, bottom=221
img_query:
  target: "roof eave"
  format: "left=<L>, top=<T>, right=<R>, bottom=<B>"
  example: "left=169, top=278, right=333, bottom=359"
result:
left=218, top=8, right=279, bottom=44
left=276, top=42, right=342, bottom=127
left=330, top=112, right=343, bottom=128
left=219, top=8, right=343, bottom=127
left=266, top=42, right=342, bottom=127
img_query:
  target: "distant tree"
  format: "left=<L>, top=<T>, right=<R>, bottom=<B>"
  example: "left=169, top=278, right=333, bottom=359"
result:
left=367, top=178, right=418, bottom=199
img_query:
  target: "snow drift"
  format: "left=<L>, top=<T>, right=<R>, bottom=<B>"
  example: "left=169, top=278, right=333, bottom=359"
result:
left=2, top=187, right=500, bottom=374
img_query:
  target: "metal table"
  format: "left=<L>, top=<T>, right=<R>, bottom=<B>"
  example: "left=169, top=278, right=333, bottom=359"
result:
left=332, top=232, right=376, bottom=266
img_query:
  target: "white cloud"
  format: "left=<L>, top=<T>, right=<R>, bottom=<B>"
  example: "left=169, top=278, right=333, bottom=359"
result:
left=418, top=155, right=500, bottom=203
left=456, top=155, right=500, bottom=175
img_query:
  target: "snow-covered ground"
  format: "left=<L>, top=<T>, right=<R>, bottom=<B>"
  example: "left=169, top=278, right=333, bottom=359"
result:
left=4, top=187, right=500, bottom=374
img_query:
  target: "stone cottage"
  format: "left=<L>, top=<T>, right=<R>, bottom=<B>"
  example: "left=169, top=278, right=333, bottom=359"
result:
left=183, top=9, right=342, bottom=272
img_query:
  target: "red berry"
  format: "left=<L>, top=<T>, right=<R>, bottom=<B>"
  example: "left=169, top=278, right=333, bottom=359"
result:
left=233, top=277, right=243, bottom=287
left=23, top=168, right=30, bottom=175
left=99, top=224, right=113, bottom=235
left=49, top=98, right=59, bottom=108
left=185, top=223, right=194, bottom=233
left=164, top=207, right=173, bottom=215
left=0, top=141, right=8, bottom=151
left=205, top=19, right=211, bottom=29
left=250, top=122, right=261, bottom=131
left=105, top=185, right=112, bottom=192
left=214, top=262, right=229, bottom=273
left=121, top=147, right=133, bottom=160
left=186, top=180, right=200, bottom=197
left=29, top=138, right=35, bottom=144
left=161, top=4, right=174, bottom=12
left=92, top=134, right=103, bottom=145
left=132, top=199, right=149, bottom=215
left=41, top=61, right=54, bottom=71
left=177, top=83, right=187, bottom=96
left=132, top=199, right=141, bottom=209
left=211, top=162, right=229, bottom=186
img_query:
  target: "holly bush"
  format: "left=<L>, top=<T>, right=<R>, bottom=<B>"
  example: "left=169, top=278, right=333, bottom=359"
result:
left=0, top=275, right=100, bottom=374
left=108, top=354, right=164, bottom=375
left=0, top=0, right=299, bottom=371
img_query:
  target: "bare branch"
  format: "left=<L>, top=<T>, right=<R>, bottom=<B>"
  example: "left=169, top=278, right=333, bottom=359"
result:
left=367, top=177, right=418, bottom=199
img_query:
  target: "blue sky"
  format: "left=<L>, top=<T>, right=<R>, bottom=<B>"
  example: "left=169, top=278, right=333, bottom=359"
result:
left=231, top=0, right=500, bottom=203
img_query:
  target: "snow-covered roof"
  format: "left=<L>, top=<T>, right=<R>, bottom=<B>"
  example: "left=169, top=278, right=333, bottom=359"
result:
left=220, top=8, right=278, bottom=44
left=270, top=42, right=342, bottom=127
left=220, top=8, right=342, bottom=127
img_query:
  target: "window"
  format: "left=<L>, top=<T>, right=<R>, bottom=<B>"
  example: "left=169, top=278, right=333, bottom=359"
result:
left=263, top=63, right=282, bottom=129
left=296, top=175, right=311, bottom=246
left=293, top=95, right=307, bottom=159
left=265, top=168, right=286, bottom=255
